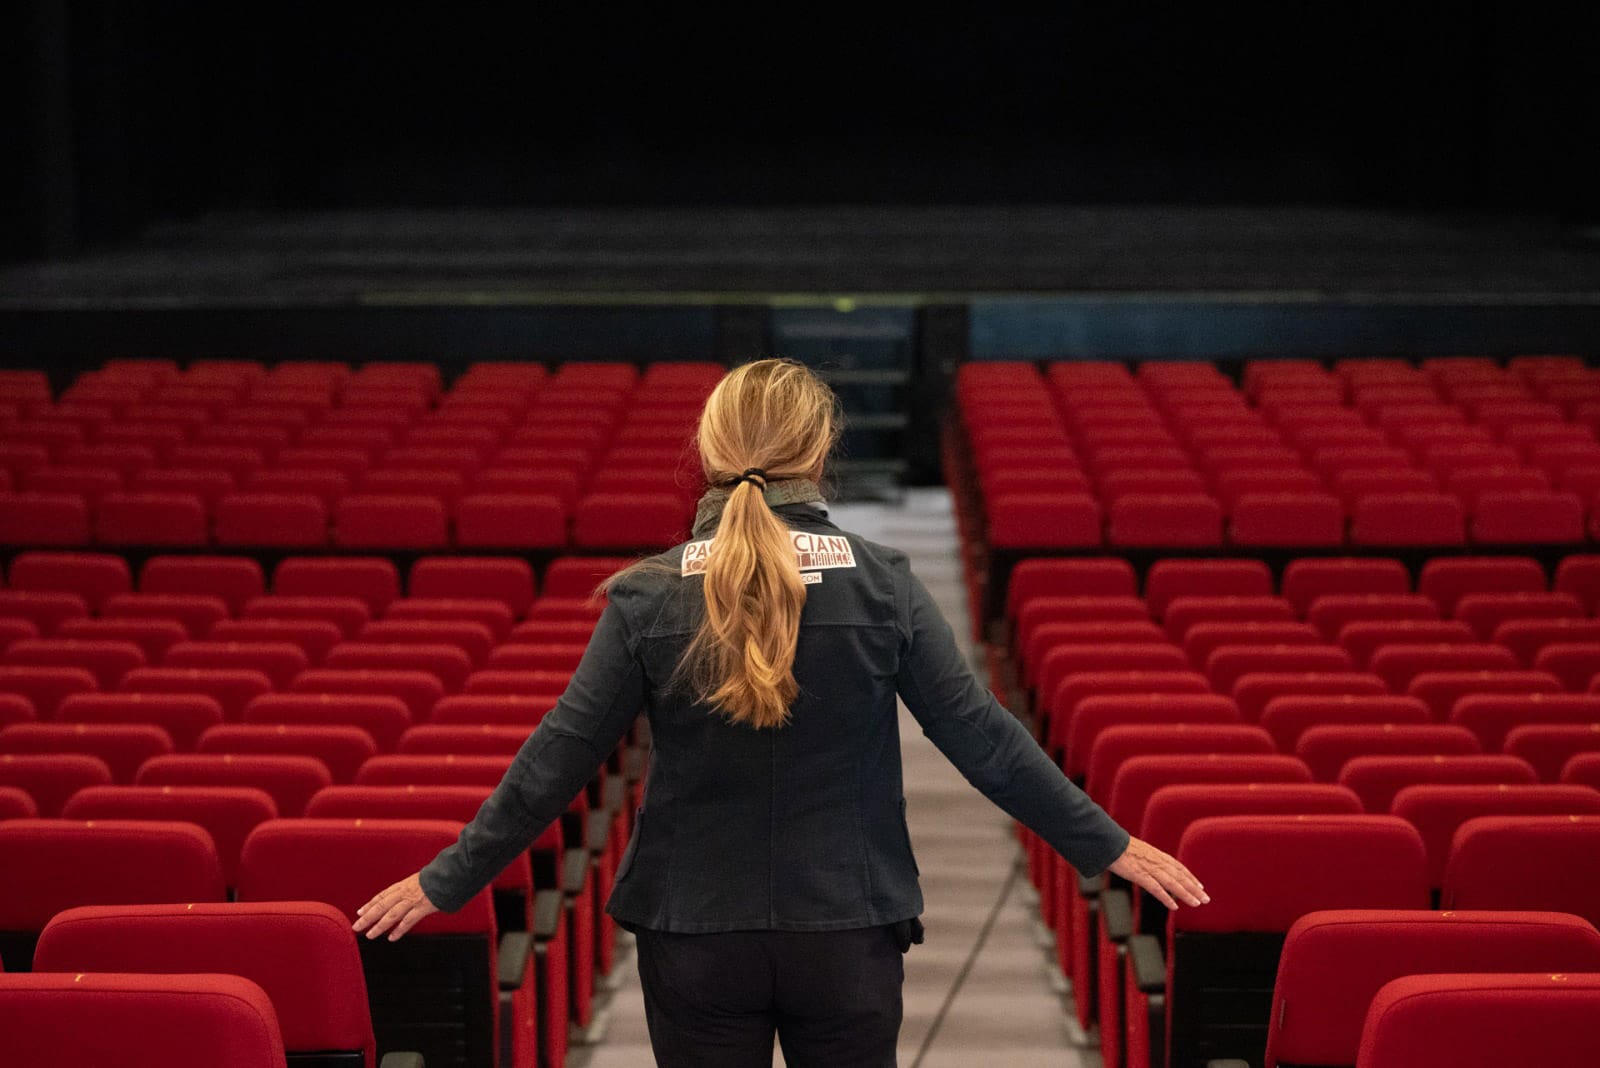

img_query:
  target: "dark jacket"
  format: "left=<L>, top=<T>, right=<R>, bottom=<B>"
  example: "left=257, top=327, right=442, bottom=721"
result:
left=417, top=501, right=1130, bottom=932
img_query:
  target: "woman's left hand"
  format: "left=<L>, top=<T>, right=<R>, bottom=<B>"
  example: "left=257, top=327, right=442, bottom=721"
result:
left=353, top=871, right=439, bottom=941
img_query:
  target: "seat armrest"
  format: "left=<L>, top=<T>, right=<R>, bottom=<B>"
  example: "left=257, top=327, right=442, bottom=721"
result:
left=586, top=819, right=609, bottom=855
left=562, top=847, right=589, bottom=894
left=1127, top=933, right=1165, bottom=993
left=497, top=931, right=532, bottom=989
left=1100, top=887, right=1133, bottom=942
left=531, top=888, right=564, bottom=940
left=379, top=1053, right=426, bottom=1068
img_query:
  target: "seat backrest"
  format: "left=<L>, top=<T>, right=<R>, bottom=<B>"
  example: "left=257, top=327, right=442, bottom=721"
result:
left=0, top=819, right=225, bottom=969
left=61, top=785, right=278, bottom=887
left=1144, top=559, right=1273, bottom=617
left=1392, top=784, right=1600, bottom=887
left=1260, top=694, right=1430, bottom=752
left=1082, top=721, right=1266, bottom=797
left=274, top=557, right=400, bottom=615
left=35, top=900, right=374, bottom=1067
left=0, top=971, right=286, bottom=1068
left=1502, top=723, right=1600, bottom=782
left=139, top=555, right=265, bottom=614
left=0, top=752, right=113, bottom=816
left=136, top=753, right=331, bottom=818
left=1165, top=815, right=1429, bottom=1068
left=1355, top=973, right=1600, bottom=1068
left=1337, top=754, right=1538, bottom=813
left=1296, top=724, right=1482, bottom=782
left=1267, top=910, right=1600, bottom=1068
left=1281, top=558, right=1410, bottom=614
left=1140, top=783, right=1363, bottom=855
left=236, top=818, right=501, bottom=1067
left=1443, top=814, right=1600, bottom=925
left=408, top=557, right=536, bottom=615
left=1107, top=753, right=1313, bottom=830
left=1417, top=555, right=1546, bottom=615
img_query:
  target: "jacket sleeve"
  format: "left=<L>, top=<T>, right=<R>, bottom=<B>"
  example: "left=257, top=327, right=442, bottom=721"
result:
left=894, top=563, right=1131, bottom=878
left=418, top=586, right=647, bottom=913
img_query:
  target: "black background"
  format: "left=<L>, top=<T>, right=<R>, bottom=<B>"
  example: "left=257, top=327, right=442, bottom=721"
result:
left=4, top=3, right=1597, bottom=259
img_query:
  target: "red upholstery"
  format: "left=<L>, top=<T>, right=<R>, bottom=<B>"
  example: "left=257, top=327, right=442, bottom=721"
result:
left=215, top=492, right=332, bottom=548
left=1392, top=784, right=1600, bottom=886
left=243, top=594, right=371, bottom=637
left=1370, top=643, right=1520, bottom=692
left=1306, top=593, right=1440, bottom=640
left=1140, top=782, right=1363, bottom=856
left=62, top=785, right=277, bottom=886
left=1163, top=596, right=1296, bottom=641
left=136, top=753, right=331, bottom=818
left=1068, top=703, right=1250, bottom=783
left=103, top=593, right=229, bottom=637
left=1448, top=692, right=1600, bottom=750
left=1454, top=591, right=1583, bottom=640
left=1297, top=724, right=1482, bottom=782
left=242, top=693, right=412, bottom=753
left=0, top=664, right=98, bottom=716
left=355, top=753, right=512, bottom=787
left=209, top=618, right=343, bottom=661
left=1418, top=555, right=1546, bottom=614
left=94, top=492, right=208, bottom=547
left=290, top=668, right=446, bottom=721
left=37, top=900, right=377, bottom=1065
left=120, top=667, right=273, bottom=721
left=1504, top=724, right=1600, bottom=782
left=1259, top=695, right=1431, bottom=752
left=430, top=695, right=560, bottom=727
left=1336, top=619, right=1474, bottom=668
left=1351, top=492, right=1464, bottom=546
left=0, top=819, right=225, bottom=932
left=1562, top=752, right=1600, bottom=788
left=1233, top=672, right=1388, bottom=723
left=0, top=784, right=38, bottom=819
left=1411, top=669, right=1565, bottom=721
left=388, top=597, right=516, bottom=639
left=0, top=971, right=286, bottom=1068
left=542, top=556, right=636, bottom=599
left=275, top=556, right=400, bottom=614
left=0, top=753, right=113, bottom=816
left=1107, top=753, right=1313, bottom=832
left=56, top=617, right=188, bottom=661
left=7, top=552, right=131, bottom=611
left=1338, top=754, right=1539, bottom=813
left=140, top=556, right=266, bottom=614
left=409, top=557, right=536, bottom=615
left=1269, top=910, right=1600, bottom=1068
left=323, top=643, right=473, bottom=692
left=1172, top=815, right=1428, bottom=934
left=0, top=590, right=89, bottom=635
left=196, top=724, right=377, bottom=784
left=360, top=619, right=495, bottom=666
left=0, top=723, right=172, bottom=783
left=1355, top=972, right=1600, bottom=1068
left=3, top=638, right=145, bottom=688
left=988, top=493, right=1102, bottom=548
left=1144, top=559, right=1273, bottom=617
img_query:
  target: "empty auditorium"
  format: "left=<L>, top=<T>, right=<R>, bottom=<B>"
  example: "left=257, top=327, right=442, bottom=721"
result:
left=3, top=7, right=1600, bottom=1068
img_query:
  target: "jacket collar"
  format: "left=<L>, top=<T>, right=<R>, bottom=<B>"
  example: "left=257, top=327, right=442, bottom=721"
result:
left=691, top=481, right=834, bottom=539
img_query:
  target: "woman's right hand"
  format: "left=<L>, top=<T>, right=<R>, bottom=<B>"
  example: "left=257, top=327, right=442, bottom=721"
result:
left=1107, top=835, right=1210, bottom=910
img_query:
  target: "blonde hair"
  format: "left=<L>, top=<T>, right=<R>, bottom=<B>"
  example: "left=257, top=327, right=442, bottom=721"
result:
left=603, top=358, right=841, bottom=728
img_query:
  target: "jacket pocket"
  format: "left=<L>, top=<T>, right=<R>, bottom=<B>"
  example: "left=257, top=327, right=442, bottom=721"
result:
left=616, top=806, right=644, bottom=882
left=897, top=797, right=919, bottom=876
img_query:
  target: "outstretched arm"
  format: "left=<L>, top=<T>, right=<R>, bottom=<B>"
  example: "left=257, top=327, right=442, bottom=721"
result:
left=895, top=563, right=1205, bottom=908
left=355, top=590, right=646, bottom=937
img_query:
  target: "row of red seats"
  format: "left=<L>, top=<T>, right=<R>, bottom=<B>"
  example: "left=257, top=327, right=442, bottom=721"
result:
left=0, top=816, right=579, bottom=1067
left=950, top=356, right=1600, bottom=555
left=0, top=359, right=721, bottom=550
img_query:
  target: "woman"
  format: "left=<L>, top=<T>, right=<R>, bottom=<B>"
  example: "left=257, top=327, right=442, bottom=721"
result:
left=354, top=358, right=1207, bottom=1066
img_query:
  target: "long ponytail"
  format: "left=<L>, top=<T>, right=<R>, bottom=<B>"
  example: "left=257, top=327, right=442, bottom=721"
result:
left=672, top=359, right=840, bottom=728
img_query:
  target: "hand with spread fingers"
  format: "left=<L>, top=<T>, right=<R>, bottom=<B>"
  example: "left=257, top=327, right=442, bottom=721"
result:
left=352, top=871, right=439, bottom=941
left=1108, top=835, right=1210, bottom=911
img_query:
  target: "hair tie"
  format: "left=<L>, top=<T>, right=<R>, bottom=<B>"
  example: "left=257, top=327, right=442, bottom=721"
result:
left=729, top=467, right=768, bottom=490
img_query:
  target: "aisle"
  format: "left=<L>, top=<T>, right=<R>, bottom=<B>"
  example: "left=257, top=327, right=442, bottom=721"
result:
left=576, top=489, right=1094, bottom=1066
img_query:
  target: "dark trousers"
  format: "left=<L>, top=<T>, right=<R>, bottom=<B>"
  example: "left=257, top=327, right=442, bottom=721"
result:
left=634, top=925, right=904, bottom=1067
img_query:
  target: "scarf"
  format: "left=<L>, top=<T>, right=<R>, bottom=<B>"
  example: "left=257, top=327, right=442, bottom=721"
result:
left=691, top=479, right=827, bottom=539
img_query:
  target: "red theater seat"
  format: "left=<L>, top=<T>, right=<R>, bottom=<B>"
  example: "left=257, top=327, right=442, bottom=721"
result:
left=1336, top=619, right=1474, bottom=668
left=1370, top=643, right=1520, bottom=692
left=430, top=695, right=560, bottom=728
left=0, top=590, right=88, bottom=636
left=0, top=723, right=172, bottom=784
left=1337, top=754, right=1539, bottom=813
left=1281, top=557, right=1411, bottom=615
left=1448, top=692, right=1600, bottom=751
left=1232, top=671, right=1388, bottom=723
left=61, top=785, right=278, bottom=886
left=197, top=724, right=377, bottom=785
left=1535, top=642, right=1600, bottom=691
left=6, top=552, right=131, bottom=611
left=1356, top=972, right=1600, bottom=1068
left=102, top=593, right=229, bottom=638
left=274, top=556, right=400, bottom=615
left=214, top=493, right=329, bottom=547
left=207, top=618, right=343, bottom=662
left=242, top=594, right=371, bottom=638
left=94, top=492, right=208, bottom=547
left=136, top=753, right=331, bottom=818
left=1107, top=493, right=1223, bottom=548
left=0, top=972, right=287, bottom=1067
left=574, top=492, right=689, bottom=548
left=333, top=495, right=448, bottom=550
left=0, top=785, right=37, bottom=818
left=1554, top=554, right=1600, bottom=613
left=1418, top=555, right=1546, bottom=615
left=1350, top=492, right=1465, bottom=546
left=3, top=638, right=145, bottom=688
left=55, top=618, right=187, bottom=661
left=1504, top=724, right=1600, bottom=783
left=0, top=492, right=91, bottom=546
left=1493, top=617, right=1600, bottom=666
left=236, top=818, right=539, bottom=1068
left=1296, top=723, right=1482, bottom=782
left=1259, top=694, right=1432, bottom=753
left=360, top=619, right=496, bottom=666
left=986, top=493, right=1103, bottom=547
left=242, top=692, right=412, bottom=754
left=542, top=557, right=636, bottom=599
left=0, top=752, right=113, bottom=816
left=1265, top=910, right=1600, bottom=1068
left=0, top=664, right=98, bottom=716
left=1228, top=492, right=1344, bottom=547
left=455, top=494, right=568, bottom=549
left=0, top=818, right=226, bottom=970
left=323, top=643, right=473, bottom=692
left=409, top=557, right=536, bottom=616
left=1393, top=783, right=1600, bottom=887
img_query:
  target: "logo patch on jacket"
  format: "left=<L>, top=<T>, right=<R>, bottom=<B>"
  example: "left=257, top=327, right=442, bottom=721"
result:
left=681, top=532, right=857, bottom=577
